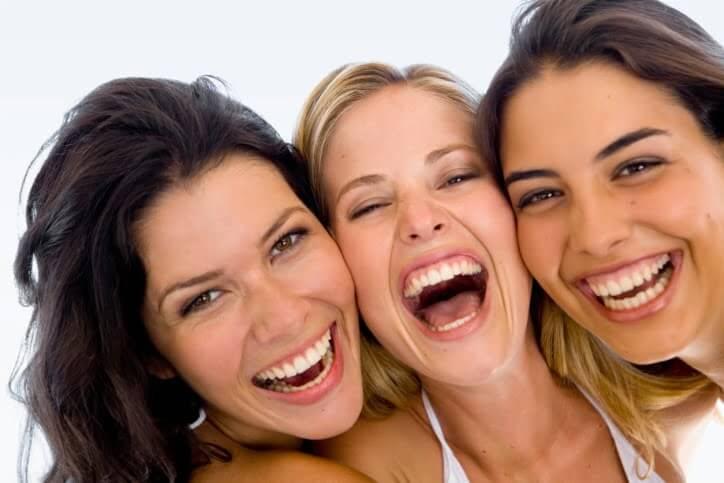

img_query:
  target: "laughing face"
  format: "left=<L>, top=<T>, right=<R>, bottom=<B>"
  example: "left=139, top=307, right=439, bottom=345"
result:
left=322, top=85, right=532, bottom=386
left=501, top=62, right=724, bottom=364
left=138, top=156, right=362, bottom=442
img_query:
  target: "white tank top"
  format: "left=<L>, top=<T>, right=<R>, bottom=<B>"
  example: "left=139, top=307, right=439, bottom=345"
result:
left=421, top=390, right=665, bottom=483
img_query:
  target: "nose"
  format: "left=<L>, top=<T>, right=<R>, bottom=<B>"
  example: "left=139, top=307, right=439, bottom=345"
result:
left=397, top=195, right=448, bottom=244
left=249, top=278, right=309, bottom=345
left=568, top=191, right=631, bottom=257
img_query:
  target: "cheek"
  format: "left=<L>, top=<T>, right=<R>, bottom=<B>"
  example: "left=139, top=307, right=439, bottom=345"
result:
left=516, top=217, right=563, bottom=282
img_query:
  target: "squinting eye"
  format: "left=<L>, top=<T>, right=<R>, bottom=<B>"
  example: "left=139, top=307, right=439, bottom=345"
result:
left=182, top=290, right=222, bottom=316
left=271, top=229, right=308, bottom=257
left=445, top=173, right=475, bottom=186
left=350, top=202, right=390, bottom=220
left=517, top=189, right=562, bottom=209
left=613, top=159, right=664, bottom=179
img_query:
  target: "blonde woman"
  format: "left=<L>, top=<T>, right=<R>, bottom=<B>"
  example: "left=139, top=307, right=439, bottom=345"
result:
left=295, top=63, right=679, bottom=482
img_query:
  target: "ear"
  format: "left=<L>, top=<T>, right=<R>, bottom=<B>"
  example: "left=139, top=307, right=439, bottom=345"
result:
left=146, top=355, right=178, bottom=380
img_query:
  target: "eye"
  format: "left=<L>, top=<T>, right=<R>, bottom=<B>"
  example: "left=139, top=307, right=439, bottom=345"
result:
left=270, top=228, right=308, bottom=258
left=612, top=158, right=665, bottom=179
left=182, top=289, right=222, bottom=316
left=442, top=172, right=478, bottom=187
left=349, top=201, right=390, bottom=220
left=516, top=188, right=563, bottom=210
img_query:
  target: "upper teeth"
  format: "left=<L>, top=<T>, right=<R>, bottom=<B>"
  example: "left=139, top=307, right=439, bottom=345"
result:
left=587, top=254, right=670, bottom=297
left=255, top=329, right=331, bottom=382
left=404, top=258, right=482, bottom=298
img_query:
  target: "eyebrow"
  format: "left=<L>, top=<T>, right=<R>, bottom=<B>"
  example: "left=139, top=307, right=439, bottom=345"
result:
left=335, top=144, right=477, bottom=203
left=504, top=127, right=670, bottom=187
left=157, top=270, right=223, bottom=313
left=595, top=127, right=669, bottom=160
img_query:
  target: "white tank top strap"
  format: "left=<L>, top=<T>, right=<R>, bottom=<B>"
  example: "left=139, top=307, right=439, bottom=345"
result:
left=421, top=390, right=471, bottom=483
left=578, top=388, right=666, bottom=483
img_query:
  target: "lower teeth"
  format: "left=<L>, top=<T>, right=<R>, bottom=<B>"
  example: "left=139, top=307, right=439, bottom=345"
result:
left=427, top=311, right=477, bottom=332
left=602, top=266, right=672, bottom=311
left=266, top=350, right=334, bottom=393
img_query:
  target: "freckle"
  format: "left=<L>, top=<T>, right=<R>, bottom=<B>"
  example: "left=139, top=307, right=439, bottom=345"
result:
left=629, top=200, right=636, bottom=206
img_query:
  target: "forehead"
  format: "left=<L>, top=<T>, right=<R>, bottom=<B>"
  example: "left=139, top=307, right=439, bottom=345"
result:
left=501, top=62, right=694, bottom=164
left=324, top=86, right=474, bottom=177
left=136, top=156, right=299, bottom=277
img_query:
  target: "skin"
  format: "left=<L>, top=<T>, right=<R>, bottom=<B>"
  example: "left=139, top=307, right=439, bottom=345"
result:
left=501, top=62, right=724, bottom=389
left=136, top=156, right=370, bottom=481
left=317, top=84, right=640, bottom=482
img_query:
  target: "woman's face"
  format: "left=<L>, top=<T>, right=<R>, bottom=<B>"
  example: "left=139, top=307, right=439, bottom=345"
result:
left=322, top=85, right=532, bottom=386
left=138, top=156, right=362, bottom=441
left=501, top=62, right=724, bottom=364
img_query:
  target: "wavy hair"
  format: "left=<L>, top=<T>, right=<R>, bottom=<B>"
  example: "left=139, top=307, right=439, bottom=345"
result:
left=12, top=76, right=313, bottom=482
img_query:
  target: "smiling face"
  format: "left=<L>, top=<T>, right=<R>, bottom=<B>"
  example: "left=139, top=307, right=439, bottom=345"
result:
left=137, top=156, right=362, bottom=442
left=501, top=62, right=724, bottom=364
left=322, top=85, right=532, bottom=386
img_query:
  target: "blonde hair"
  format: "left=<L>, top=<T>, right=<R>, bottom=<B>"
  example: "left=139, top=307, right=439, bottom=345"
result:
left=294, top=62, right=711, bottom=470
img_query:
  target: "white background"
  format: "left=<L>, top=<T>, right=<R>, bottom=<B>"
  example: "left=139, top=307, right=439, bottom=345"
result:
left=1, top=1, right=722, bottom=481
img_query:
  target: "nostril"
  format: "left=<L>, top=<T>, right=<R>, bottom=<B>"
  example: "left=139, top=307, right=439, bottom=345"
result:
left=433, top=223, right=444, bottom=231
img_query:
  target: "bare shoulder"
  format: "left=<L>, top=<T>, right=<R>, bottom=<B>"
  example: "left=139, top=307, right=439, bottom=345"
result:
left=314, top=403, right=442, bottom=483
left=191, top=450, right=374, bottom=483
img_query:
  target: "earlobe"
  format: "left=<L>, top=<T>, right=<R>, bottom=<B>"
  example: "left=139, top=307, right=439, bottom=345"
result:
left=146, top=356, right=177, bottom=380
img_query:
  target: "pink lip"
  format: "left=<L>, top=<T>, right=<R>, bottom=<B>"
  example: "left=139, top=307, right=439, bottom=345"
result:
left=398, top=248, right=491, bottom=342
left=577, top=250, right=683, bottom=324
left=255, top=323, right=345, bottom=406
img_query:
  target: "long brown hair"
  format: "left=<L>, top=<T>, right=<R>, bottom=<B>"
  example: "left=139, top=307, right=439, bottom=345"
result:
left=12, top=77, right=314, bottom=482
left=477, top=0, right=722, bottom=468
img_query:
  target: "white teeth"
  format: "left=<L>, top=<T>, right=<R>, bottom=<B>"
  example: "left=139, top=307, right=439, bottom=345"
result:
left=428, top=311, right=477, bottom=332
left=255, top=329, right=332, bottom=383
left=600, top=266, right=672, bottom=311
left=588, top=254, right=671, bottom=298
left=404, top=259, right=484, bottom=298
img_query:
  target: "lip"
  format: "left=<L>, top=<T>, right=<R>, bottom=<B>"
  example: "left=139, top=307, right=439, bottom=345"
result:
left=576, top=250, right=683, bottom=323
left=398, top=248, right=491, bottom=341
left=253, top=323, right=345, bottom=405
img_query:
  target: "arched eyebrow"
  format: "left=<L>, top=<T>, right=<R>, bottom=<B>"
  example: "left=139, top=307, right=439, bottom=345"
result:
left=504, top=127, right=670, bottom=187
left=594, top=127, right=669, bottom=161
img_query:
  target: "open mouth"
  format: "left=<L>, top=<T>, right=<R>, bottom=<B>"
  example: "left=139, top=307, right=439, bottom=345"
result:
left=583, top=253, right=676, bottom=312
left=252, top=326, right=335, bottom=393
left=403, top=256, right=488, bottom=333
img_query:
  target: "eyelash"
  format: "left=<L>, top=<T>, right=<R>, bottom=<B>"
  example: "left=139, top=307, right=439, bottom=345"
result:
left=517, top=189, right=562, bottom=209
left=349, top=172, right=479, bottom=220
left=270, top=227, right=309, bottom=258
left=612, top=158, right=664, bottom=179
left=181, top=289, right=222, bottom=317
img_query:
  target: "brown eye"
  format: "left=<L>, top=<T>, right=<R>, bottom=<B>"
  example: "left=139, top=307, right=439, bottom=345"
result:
left=270, top=228, right=308, bottom=257
left=182, top=290, right=222, bottom=316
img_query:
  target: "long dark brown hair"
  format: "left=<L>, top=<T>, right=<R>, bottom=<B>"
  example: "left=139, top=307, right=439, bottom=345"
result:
left=477, top=0, right=723, bottom=469
left=12, top=77, right=314, bottom=482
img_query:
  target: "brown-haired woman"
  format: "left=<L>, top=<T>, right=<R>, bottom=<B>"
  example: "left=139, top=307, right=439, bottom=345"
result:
left=13, top=77, right=371, bottom=482
left=478, top=0, right=723, bottom=476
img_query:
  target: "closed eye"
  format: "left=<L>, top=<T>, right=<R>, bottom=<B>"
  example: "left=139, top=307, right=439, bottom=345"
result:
left=349, top=201, right=390, bottom=220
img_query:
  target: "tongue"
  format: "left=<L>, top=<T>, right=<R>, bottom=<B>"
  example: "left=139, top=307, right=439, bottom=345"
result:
left=418, top=291, right=481, bottom=328
left=282, top=360, right=323, bottom=387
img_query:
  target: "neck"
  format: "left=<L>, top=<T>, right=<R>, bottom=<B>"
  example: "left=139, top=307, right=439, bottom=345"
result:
left=680, top=312, right=724, bottom=391
left=201, top=407, right=302, bottom=452
left=419, top=325, right=588, bottom=471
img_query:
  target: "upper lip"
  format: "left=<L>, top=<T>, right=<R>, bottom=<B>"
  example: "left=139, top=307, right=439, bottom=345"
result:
left=573, top=251, right=672, bottom=285
left=399, top=247, right=485, bottom=294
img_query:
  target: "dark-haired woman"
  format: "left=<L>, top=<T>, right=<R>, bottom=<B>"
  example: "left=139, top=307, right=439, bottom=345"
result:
left=478, top=0, right=723, bottom=477
left=13, top=77, right=370, bottom=482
